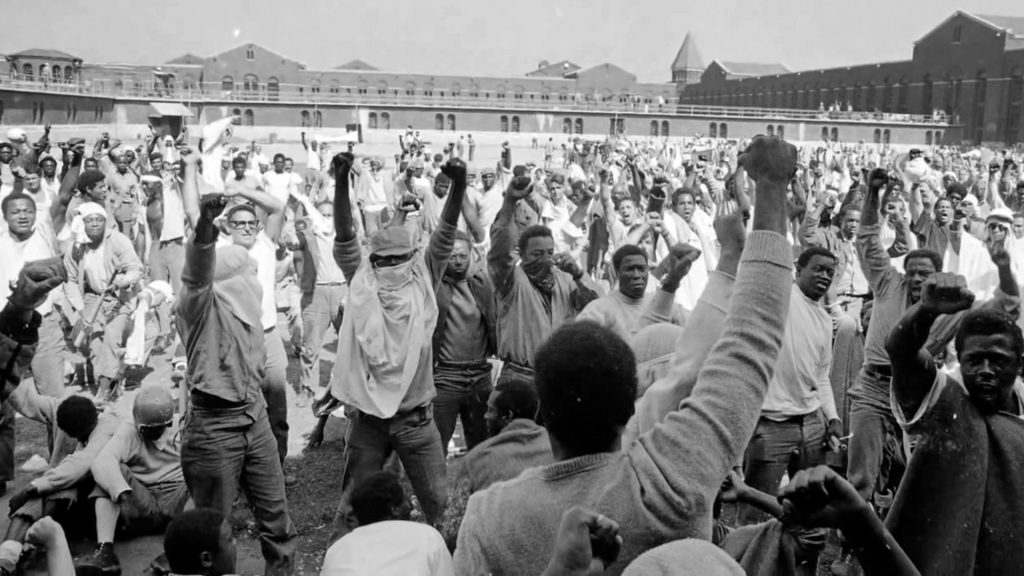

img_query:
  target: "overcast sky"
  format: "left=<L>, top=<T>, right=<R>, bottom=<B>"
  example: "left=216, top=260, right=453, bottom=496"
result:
left=3, top=0, right=1022, bottom=83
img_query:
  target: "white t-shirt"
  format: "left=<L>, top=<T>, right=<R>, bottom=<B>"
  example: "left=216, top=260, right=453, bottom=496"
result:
left=320, top=521, right=453, bottom=576
left=263, top=170, right=294, bottom=205
left=160, top=178, right=186, bottom=241
left=0, top=226, right=57, bottom=315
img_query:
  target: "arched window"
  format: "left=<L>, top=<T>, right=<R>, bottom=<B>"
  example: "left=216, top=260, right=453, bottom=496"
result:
left=562, top=118, right=572, bottom=133
left=830, top=127, right=839, bottom=141
left=243, top=109, right=254, bottom=126
left=243, top=74, right=259, bottom=98
left=766, top=125, right=775, bottom=137
left=935, top=131, right=943, bottom=144
left=367, top=112, right=377, bottom=129
left=300, top=110, right=311, bottom=128
left=574, top=118, right=583, bottom=135
left=882, top=129, right=891, bottom=144
left=821, top=126, right=830, bottom=140
left=64, top=67, right=73, bottom=83
left=435, top=114, right=444, bottom=131
left=221, top=76, right=233, bottom=92
left=660, top=121, right=669, bottom=137
left=267, top=77, right=279, bottom=101
left=231, top=108, right=242, bottom=126
left=718, top=123, right=728, bottom=139
left=651, top=121, right=659, bottom=136
left=313, top=110, right=323, bottom=128
left=511, top=116, right=520, bottom=133
left=873, top=129, right=882, bottom=144
left=921, top=74, right=933, bottom=115
left=52, top=66, right=61, bottom=82
left=500, top=115, right=509, bottom=132
left=381, top=112, right=390, bottom=130
left=776, top=125, right=785, bottom=139
left=709, top=122, right=718, bottom=138
left=22, top=63, right=33, bottom=80
left=447, top=114, right=456, bottom=131
left=925, top=131, right=933, bottom=146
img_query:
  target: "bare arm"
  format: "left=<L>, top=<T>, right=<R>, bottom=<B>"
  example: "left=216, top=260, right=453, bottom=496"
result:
left=233, top=184, right=285, bottom=241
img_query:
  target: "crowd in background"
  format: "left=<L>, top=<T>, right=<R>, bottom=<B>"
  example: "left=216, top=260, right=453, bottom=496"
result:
left=0, top=118, right=1021, bottom=575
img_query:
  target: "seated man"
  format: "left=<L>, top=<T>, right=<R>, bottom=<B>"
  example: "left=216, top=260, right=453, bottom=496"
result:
left=886, top=270, right=1024, bottom=575
left=75, top=384, right=189, bottom=574
left=1, top=390, right=119, bottom=574
left=455, top=136, right=799, bottom=574
left=576, top=244, right=692, bottom=339
left=164, top=508, right=238, bottom=576
left=321, top=472, right=452, bottom=576
left=461, top=381, right=551, bottom=494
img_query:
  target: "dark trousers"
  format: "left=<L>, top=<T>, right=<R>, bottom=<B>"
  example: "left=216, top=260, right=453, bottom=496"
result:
left=263, top=329, right=290, bottom=464
left=182, top=408, right=295, bottom=576
left=847, top=367, right=901, bottom=501
left=740, top=413, right=826, bottom=523
left=0, top=402, right=14, bottom=482
left=433, top=361, right=492, bottom=455
left=336, top=406, right=447, bottom=526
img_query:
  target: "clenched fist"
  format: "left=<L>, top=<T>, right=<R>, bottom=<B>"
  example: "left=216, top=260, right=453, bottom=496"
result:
left=440, top=158, right=467, bottom=186
left=868, top=168, right=889, bottom=190
left=739, top=136, right=798, bottom=184
left=919, top=273, right=974, bottom=315
left=8, top=258, right=66, bottom=312
left=331, top=152, right=354, bottom=179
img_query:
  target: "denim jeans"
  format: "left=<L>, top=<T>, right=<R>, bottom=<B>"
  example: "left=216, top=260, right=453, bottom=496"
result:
left=433, top=362, right=492, bottom=455
left=83, top=294, right=131, bottom=381
left=740, top=413, right=826, bottom=523
left=336, top=406, right=447, bottom=527
left=263, top=329, right=290, bottom=464
left=0, top=401, right=13, bottom=482
left=847, top=367, right=900, bottom=501
left=182, top=407, right=296, bottom=576
left=299, top=283, right=347, bottom=392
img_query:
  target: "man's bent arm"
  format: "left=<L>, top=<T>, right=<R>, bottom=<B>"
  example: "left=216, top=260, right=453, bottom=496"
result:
left=886, top=304, right=940, bottom=420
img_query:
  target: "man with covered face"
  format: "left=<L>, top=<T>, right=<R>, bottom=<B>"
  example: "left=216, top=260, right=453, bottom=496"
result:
left=328, top=152, right=469, bottom=535
left=75, top=384, right=189, bottom=573
left=175, top=152, right=296, bottom=575
left=488, top=176, right=598, bottom=389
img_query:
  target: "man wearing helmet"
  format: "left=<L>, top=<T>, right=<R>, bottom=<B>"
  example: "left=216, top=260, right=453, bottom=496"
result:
left=74, top=384, right=188, bottom=574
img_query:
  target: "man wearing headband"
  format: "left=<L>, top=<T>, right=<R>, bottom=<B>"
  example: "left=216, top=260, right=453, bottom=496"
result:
left=175, top=153, right=296, bottom=574
left=328, top=153, right=469, bottom=538
left=63, top=201, right=143, bottom=400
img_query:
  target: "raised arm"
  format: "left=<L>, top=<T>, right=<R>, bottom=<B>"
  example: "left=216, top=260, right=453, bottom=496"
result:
left=487, top=178, right=532, bottom=296
left=329, top=153, right=363, bottom=281
left=426, top=159, right=469, bottom=282
left=229, top=181, right=285, bottom=242
left=182, top=151, right=226, bottom=291
left=181, top=148, right=201, bottom=230
left=857, top=170, right=896, bottom=291
left=51, top=150, right=83, bottom=232
left=886, top=273, right=973, bottom=420
left=630, top=137, right=797, bottom=508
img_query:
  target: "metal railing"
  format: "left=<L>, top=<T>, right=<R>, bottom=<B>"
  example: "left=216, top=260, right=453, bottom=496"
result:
left=0, top=75, right=951, bottom=125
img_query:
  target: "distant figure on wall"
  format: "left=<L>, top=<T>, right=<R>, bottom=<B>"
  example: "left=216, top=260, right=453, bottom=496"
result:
left=467, top=135, right=476, bottom=162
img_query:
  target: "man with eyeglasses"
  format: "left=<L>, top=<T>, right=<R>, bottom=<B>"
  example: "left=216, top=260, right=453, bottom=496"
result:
left=327, top=152, right=470, bottom=538
left=218, top=189, right=291, bottom=471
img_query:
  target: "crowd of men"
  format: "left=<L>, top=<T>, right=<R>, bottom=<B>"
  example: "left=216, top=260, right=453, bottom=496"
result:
left=0, top=118, right=1022, bottom=576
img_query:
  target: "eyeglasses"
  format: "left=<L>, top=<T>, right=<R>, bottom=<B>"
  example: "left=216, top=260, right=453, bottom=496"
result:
left=229, top=220, right=258, bottom=230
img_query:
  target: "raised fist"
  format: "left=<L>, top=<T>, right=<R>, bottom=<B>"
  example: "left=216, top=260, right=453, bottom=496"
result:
left=506, top=176, right=533, bottom=201
left=552, top=253, right=582, bottom=278
left=440, top=158, right=467, bottom=186
left=658, top=243, right=701, bottom=290
left=199, top=193, right=229, bottom=223
left=739, top=135, right=797, bottom=183
left=331, top=152, right=354, bottom=179
left=868, top=168, right=889, bottom=190
left=7, top=258, right=66, bottom=312
left=919, top=273, right=974, bottom=315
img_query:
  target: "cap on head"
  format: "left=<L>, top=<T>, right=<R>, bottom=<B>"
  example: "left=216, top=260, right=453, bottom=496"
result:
left=67, top=137, right=86, bottom=147
left=370, top=226, right=416, bottom=257
left=133, top=385, right=175, bottom=427
left=988, top=207, right=1015, bottom=226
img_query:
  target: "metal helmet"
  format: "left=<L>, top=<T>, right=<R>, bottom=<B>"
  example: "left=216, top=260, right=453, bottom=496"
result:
left=133, top=385, right=175, bottom=428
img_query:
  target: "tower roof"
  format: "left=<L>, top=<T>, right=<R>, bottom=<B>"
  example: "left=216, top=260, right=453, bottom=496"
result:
left=671, top=33, right=705, bottom=72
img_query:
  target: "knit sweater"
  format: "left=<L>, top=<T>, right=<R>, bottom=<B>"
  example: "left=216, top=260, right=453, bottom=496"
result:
left=577, top=288, right=687, bottom=340
left=454, top=231, right=793, bottom=575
